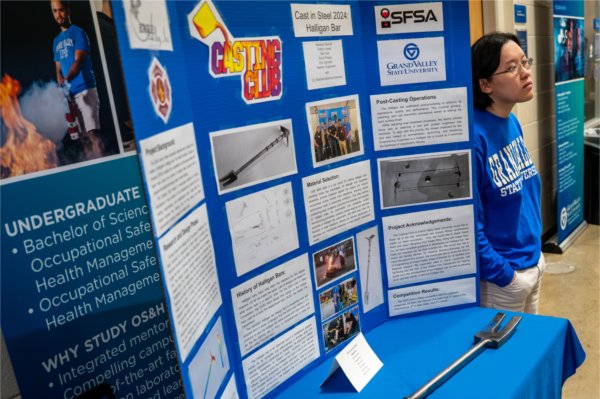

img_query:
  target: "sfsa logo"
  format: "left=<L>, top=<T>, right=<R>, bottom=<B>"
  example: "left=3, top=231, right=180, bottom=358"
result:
left=380, top=8, right=437, bottom=27
left=375, top=2, right=443, bottom=35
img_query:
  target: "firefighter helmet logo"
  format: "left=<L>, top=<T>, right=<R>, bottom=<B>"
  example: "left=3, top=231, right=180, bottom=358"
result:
left=149, top=58, right=172, bottom=123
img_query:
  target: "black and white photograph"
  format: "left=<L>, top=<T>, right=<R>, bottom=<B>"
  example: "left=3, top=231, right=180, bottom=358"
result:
left=312, top=237, right=356, bottom=289
left=356, top=226, right=384, bottom=312
left=306, top=95, right=364, bottom=168
left=378, top=151, right=471, bottom=209
left=211, top=119, right=297, bottom=194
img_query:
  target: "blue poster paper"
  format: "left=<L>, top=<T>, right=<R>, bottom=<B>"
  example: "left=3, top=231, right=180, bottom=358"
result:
left=111, top=1, right=478, bottom=398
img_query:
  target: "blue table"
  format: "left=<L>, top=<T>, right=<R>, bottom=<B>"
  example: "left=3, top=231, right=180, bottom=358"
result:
left=279, top=307, right=585, bottom=399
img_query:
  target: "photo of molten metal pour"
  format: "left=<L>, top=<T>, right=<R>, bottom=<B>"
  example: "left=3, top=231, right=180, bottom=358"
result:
left=312, top=237, right=357, bottom=289
left=1, top=0, right=134, bottom=181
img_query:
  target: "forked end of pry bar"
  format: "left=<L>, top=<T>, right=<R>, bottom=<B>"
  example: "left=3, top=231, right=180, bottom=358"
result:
left=403, top=313, right=522, bottom=399
left=219, top=170, right=237, bottom=186
left=280, top=125, right=290, bottom=146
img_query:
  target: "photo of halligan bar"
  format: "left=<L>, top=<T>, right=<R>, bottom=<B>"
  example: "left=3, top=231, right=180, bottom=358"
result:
left=210, top=119, right=297, bottom=194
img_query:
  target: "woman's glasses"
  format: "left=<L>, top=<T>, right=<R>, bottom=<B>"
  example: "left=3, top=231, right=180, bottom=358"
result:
left=492, top=58, right=534, bottom=76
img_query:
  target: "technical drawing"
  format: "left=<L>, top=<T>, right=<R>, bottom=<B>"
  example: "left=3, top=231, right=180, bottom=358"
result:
left=226, top=183, right=299, bottom=276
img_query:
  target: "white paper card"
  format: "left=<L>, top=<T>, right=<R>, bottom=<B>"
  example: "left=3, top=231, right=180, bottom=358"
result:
left=158, top=205, right=221, bottom=361
left=388, top=278, right=476, bottom=316
left=291, top=3, right=353, bottom=37
left=302, top=160, right=374, bottom=245
left=383, top=205, right=476, bottom=286
left=303, top=40, right=346, bottom=90
left=123, top=0, right=173, bottom=51
left=242, top=317, right=320, bottom=399
left=231, top=254, right=314, bottom=356
left=139, top=123, right=204, bottom=236
left=370, top=87, right=469, bottom=150
left=321, top=333, right=383, bottom=392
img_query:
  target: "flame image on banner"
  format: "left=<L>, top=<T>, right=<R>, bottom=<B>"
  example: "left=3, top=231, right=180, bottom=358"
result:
left=149, top=58, right=172, bottom=123
left=0, top=75, right=58, bottom=178
left=188, top=0, right=283, bottom=104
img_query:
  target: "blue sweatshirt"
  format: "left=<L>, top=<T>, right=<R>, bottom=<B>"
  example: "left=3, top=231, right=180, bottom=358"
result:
left=473, top=109, right=542, bottom=287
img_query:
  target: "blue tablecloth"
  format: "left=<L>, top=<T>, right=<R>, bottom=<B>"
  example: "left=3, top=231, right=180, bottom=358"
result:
left=278, top=307, right=585, bottom=399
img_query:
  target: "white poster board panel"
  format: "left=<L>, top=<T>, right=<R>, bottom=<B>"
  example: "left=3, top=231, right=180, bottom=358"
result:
left=383, top=205, right=476, bottom=287
left=388, top=278, right=476, bottom=316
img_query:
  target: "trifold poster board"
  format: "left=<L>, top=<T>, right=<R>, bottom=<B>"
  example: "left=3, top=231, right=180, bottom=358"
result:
left=0, top=1, right=182, bottom=398
left=112, top=1, right=478, bottom=398
left=553, top=0, right=586, bottom=245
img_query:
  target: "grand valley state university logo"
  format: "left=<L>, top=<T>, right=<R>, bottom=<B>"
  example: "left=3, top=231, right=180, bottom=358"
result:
left=377, top=36, right=446, bottom=86
left=403, top=43, right=420, bottom=60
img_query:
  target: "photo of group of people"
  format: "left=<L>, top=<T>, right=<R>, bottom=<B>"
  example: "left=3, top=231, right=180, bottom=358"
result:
left=312, top=237, right=356, bottom=289
left=322, top=306, right=360, bottom=352
left=1, top=0, right=134, bottom=181
left=319, top=277, right=358, bottom=320
left=554, top=17, right=585, bottom=83
left=306, top=95, right=364, bottom=167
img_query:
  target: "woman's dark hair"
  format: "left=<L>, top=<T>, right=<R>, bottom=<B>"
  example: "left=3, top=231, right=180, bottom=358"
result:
left=471, top=32, right=521, bottom=110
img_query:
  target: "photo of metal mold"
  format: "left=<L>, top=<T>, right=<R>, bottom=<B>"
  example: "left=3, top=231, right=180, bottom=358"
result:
left=379, top=152, right=471, bottom=208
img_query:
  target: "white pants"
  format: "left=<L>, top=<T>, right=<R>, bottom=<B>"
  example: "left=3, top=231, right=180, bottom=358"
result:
left=480, top=254, right=546, bottom=314
left=74, top=87, right=100, bottom=133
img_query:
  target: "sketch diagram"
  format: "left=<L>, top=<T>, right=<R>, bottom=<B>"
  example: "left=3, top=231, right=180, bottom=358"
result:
left=379, top=151, right=471, bottom=208
left=226, top=182, right=299, bottom=276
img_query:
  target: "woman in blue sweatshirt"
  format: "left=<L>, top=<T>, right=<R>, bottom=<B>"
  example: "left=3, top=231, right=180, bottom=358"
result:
left=471, top=32, right=545, bottom=313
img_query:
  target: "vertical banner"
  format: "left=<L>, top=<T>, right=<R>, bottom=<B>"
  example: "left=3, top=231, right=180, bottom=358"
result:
left=0, top=1, right=182, bottom=398
left=553, top=0, right=586, bottom=244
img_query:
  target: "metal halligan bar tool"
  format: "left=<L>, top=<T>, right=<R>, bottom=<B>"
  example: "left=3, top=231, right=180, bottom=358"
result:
left=404, top=312, right=522, bottom=399
left=219, top=125, right=290, bottom=187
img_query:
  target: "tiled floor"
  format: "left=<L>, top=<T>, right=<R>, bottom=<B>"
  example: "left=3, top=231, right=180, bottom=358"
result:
left=539, top=224, right=599, bottom=399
